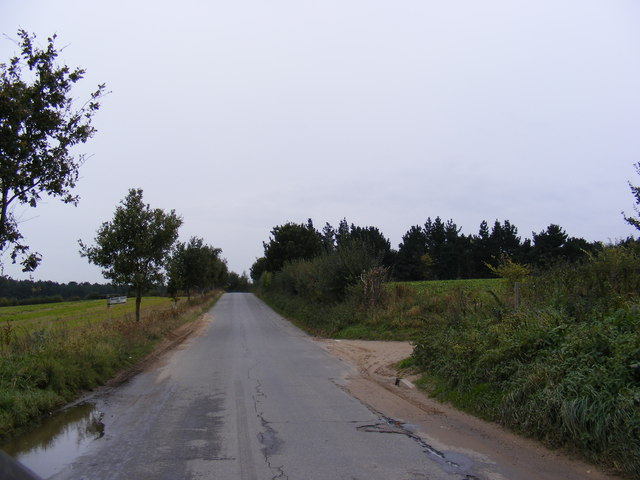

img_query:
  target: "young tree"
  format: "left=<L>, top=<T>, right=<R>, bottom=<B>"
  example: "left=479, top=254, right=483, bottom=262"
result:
left=79, top=189, right=182, bottom=321
left=0, top=30, right=106, bottom=271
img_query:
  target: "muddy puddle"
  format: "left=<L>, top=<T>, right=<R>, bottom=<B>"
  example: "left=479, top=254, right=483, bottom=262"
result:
left=1, top=402, right=104, bottom=478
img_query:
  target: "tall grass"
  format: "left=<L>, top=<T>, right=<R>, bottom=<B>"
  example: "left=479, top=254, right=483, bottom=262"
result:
left=412, top=246, right=640, bottom=477
left=0, top=292, right=221, bottom=440
left=260, top=278, right=506, bottom=340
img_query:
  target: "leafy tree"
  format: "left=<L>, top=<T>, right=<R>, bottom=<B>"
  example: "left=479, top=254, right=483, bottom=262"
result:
left=324, top=219, right=394, bottom=268
left=0, top=30, right=105, bottom=271
left=226, top=271, right=250, bottom=292
left=485, top=256, right=531, bottom=286
left=343, top=223, right=393, bottom=267
left=167, top=237, right=227, bottom=300
left=623, top=162, right=640, bottom=232
left=250, top=257, right=267, bottom=282
left=262, top=219, right=323, bottom=272
left=79, top=188, right=182, bottom=321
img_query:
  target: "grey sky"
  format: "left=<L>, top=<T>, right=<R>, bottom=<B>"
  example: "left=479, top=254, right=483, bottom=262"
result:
left=2, top=0, right=640, bottom=283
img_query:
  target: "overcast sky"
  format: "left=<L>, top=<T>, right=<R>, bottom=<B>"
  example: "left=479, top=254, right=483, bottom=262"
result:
left=2, top=0, right=640, bottom=284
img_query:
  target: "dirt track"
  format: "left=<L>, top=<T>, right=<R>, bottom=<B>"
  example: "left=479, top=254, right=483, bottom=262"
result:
left=316, top=339, right=623, bottom=480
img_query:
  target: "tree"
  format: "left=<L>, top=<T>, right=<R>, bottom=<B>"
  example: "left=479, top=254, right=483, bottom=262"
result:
left=472, top=220, right=493, bottom=277
left=342, top=223, right=394, bottom=267
left=531, top=224, right=594, bottom=265
left=226, top=271, right=250, bottom=292
left=167, top=237, right=227, bottom=300
left=531, top=224, right=568, bottom=265
left=489, top=220, right=522, bottom=261
left=623, top=162, right=640, bottom=232
left=262, top=219, right=323, bottom=272
left=79, top=188, right=182, bottom=321
left=250, top=257, right=267, bottom=282
left=0, top=30, right=105, bottom=271
left=320, top=222, right=337, bottom=253
left=394, top=225, right=427, bottom=281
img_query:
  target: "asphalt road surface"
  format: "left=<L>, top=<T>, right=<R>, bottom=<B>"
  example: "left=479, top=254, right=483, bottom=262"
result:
left=49, top=293, right=484, bottom=480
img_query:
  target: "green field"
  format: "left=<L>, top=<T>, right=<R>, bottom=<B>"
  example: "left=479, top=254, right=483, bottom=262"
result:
left=0, top=297, right=179, bottom=334
left=263, top=277, right=511, bottom=341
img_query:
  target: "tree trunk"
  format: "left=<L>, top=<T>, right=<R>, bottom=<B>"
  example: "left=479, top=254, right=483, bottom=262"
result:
left=135, top=294, right=142, bottom=322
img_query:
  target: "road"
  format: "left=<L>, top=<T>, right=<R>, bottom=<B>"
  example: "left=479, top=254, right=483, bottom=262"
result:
left=49, top=293, right=618, bottom=480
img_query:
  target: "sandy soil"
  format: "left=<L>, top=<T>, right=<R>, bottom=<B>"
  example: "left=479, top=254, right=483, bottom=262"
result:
left=315, top=339, right=624, bottom=480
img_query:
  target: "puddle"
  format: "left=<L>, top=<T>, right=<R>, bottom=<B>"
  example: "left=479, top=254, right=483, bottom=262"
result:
left=1, top=403, right=104, bottom=478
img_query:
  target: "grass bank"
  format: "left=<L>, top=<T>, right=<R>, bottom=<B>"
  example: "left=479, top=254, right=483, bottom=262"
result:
left=260, top=278, right=506, bottom=341
left=0, top=292, right=221, bottom=440
left=410, top=251, right=640, bottom=478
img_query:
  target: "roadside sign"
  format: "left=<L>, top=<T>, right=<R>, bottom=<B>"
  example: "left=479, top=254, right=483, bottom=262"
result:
left=107, top=296, right=127, bottom=305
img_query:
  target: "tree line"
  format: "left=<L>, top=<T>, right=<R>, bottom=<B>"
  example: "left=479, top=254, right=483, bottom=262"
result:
left=0, top=278, right=126, bottom=304
left=250, top=217, right=603, bottom=302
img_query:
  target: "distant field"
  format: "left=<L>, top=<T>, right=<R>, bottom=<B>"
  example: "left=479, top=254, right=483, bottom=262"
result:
left=0, top=297, right=178, bottom=333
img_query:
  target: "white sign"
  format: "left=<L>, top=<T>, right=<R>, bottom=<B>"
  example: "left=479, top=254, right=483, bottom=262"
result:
left=107, top=296, right=127, bottom=305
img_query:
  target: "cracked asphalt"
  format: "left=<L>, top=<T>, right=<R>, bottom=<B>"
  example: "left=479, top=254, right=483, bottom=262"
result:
left=51, top=293, right=484, bottom=480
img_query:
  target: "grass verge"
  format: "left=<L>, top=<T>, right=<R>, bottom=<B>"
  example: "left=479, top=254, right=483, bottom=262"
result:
left=0, top=292, right=221, bottom=441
